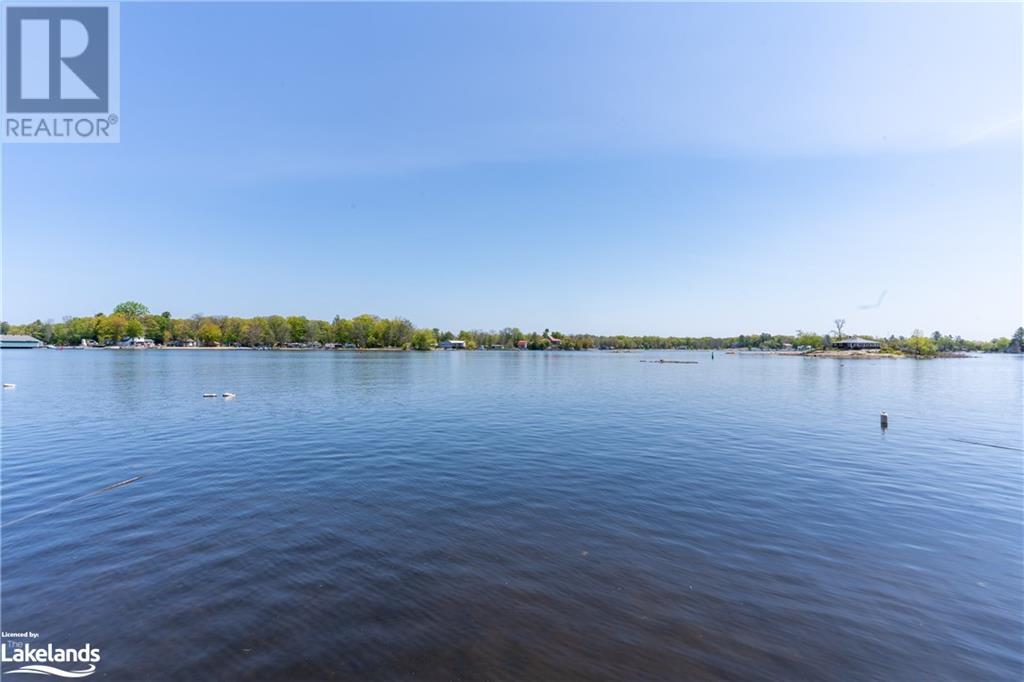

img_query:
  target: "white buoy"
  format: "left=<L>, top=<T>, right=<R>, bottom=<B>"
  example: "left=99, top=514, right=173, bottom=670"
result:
left=202, top=393, right=217, bottom=398
left=880, top=411, right=889, bottom=428
left=222, top=392, right=236, bottom=399
left=3, top=383, right=15, bottom=389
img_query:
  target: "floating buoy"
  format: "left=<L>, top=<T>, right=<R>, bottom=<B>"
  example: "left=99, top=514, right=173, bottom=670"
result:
left=222, top=392, right=236, bottom=399
left=202, top=393, right=217, bottom=398
left=3, top=383, right=15, bottom=389
left=880, top=411, right=889, bottom=429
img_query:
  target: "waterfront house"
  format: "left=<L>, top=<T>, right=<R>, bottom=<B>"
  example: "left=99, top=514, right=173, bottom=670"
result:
left=516, top=340, right=528, bottom=350
left=119, top=336, right=156, bottom=348
left=833, top=337, right=881, bottom=350
left=439, top=339, right=467, bottom=350
left=0, top=334, right=43, bottom=349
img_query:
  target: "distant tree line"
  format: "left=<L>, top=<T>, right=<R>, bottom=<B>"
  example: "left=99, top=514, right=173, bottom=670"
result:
left=1, top=302, right=1021, bottom=354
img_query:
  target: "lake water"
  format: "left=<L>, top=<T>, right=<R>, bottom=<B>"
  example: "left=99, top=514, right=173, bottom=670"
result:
left=1, top=350, right=1021, bottom=680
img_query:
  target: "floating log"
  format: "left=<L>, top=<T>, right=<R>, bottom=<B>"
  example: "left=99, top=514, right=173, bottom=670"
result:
left=641, top=360, right=699, bottom=364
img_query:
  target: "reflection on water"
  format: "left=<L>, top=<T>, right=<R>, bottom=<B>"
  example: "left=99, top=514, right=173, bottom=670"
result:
left=2, top=350, right=1021, bottom=679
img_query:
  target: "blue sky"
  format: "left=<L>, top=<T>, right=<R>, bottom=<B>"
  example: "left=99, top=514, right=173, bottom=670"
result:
left=3, top=1, right=1021, bottom=338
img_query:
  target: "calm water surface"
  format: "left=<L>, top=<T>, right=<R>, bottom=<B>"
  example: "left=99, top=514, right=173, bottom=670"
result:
left=1, top=350, right=1021, bottom=680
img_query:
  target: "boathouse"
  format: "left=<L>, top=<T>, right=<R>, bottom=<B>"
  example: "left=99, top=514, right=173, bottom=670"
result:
left=0, top=334, right=43, bottom=349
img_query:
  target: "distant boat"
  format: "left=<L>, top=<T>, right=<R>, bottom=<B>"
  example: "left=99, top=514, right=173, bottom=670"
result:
left=202, top=393, right=217, bottom=398
left=222, top=392, right=236, bottom=399
left=3, top=383, right=15, bottom=389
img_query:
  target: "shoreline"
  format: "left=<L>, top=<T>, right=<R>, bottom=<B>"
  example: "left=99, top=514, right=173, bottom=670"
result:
left=38, top=346, right=979, bottom=359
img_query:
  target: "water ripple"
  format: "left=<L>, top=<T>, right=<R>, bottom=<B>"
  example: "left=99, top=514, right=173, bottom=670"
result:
left=1, top=350, right=1021, bottom=679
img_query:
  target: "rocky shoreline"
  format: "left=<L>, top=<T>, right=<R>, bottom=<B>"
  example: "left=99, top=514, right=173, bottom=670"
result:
left=799, top=350, right=971, bottom=359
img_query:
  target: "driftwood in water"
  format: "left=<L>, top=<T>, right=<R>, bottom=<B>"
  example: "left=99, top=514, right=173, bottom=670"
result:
left=641, top=359, right=699, bottom=365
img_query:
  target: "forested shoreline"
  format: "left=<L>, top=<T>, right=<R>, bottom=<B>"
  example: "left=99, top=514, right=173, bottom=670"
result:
left=3, top=301, right=1021, bottom=355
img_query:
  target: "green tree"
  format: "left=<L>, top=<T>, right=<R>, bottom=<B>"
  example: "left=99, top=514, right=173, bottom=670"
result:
left=386, top=318, right=415, bottom=347
left=170, top=318, right=191, bottom=342
left=794, top=330, right=823, bottom=350
left=198, top=321, right=222, bottom=346
left=97, top=313, right=129, bottom=343
left=411, top=328, right=437, bottom=350
left=242, top=318, right=269, bottom=346
left=67, top=316, right=98, bottom=343
left=905, top=330, right=937, bottom=356
left=306, top=319, right=328, bottom=344
left=221, top=317, right=245, bottom=345
left=286, top=316, right=309, bottom=343
left=1010, top=327, right=1024, bottom=353
left=125, top=318, right=144, bottom=338
left=144, top=315, right=166, bottom=341
left=113, top=301, right=150, bottom=319
left=350, top=314, right=378, bottom=347
left=267, top=316, right=291, bottom=346
left=988, top=337, right=1011, bottom=352
left=331, top=316, right=353, bottom=345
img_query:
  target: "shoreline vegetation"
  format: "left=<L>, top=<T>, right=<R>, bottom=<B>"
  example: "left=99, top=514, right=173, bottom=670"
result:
left=4, top=301, right=1022, bottom=358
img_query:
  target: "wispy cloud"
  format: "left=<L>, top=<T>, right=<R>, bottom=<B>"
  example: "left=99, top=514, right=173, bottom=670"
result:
left=953, top=116, right=1022, bottom=149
